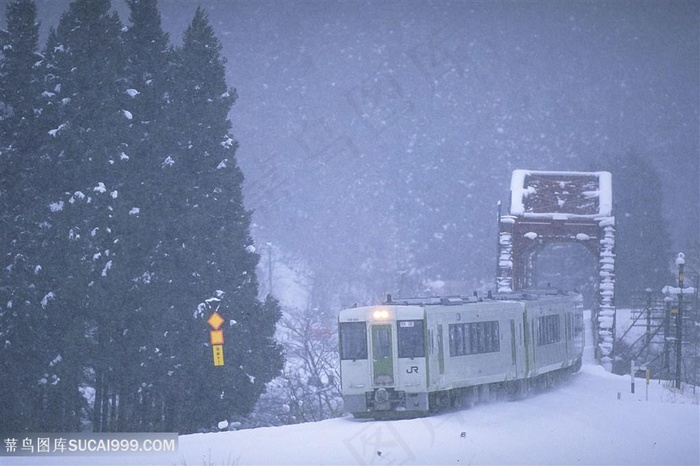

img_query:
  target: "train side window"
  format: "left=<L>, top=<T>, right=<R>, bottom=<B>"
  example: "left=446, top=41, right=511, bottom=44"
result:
left=537, top=314, right=561, bottom=346
left=469, top=323, right=478, bottom=353
left=339, top=322, right=368, bottom=360
left=485, top=321, right=500, bottom=353
left=398, top=320, right=425, bottom=358
left=449, top=321, right=500, bottom=355
left=490, top=321, right=500, bottom=352
left=449, top=324, right=464, bottom=356
left=476, top=322, right=486, bottom=352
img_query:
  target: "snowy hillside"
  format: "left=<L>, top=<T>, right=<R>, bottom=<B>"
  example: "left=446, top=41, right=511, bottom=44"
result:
left=5, top=311, right=698, bottom=466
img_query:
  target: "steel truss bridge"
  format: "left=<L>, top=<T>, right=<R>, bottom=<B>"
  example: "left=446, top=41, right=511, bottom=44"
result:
left=497, top=170, right=616, bottom=368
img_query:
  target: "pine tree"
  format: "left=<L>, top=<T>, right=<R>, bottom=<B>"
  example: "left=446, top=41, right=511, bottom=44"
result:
left=151, top=7, right=283, bottom=433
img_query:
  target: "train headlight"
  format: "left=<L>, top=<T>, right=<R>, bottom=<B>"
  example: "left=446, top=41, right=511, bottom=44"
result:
left=372, top=308, right=390, bottom=320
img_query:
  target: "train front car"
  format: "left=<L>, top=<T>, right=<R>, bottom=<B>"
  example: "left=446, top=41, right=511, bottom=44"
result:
left=338, top=305, right=428, bottom=418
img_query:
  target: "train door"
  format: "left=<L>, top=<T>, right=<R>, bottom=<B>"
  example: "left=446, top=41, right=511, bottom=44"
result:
left=437, top=324, right=445, bottom=375
left=522, top=309, right=531, bottom=377
left=565, top=312, right=572, bottom=361
left=510, top=319, right=517, bottom=374
left=371, top=325, right=394, bottom=385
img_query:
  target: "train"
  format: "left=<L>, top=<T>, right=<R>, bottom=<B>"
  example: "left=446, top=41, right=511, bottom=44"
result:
left=338, top=290, right=584, bottom=418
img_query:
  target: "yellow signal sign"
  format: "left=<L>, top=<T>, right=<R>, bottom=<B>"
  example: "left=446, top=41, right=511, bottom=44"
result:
left=210, top=330, right=224, bottom=345
left=207, top=311, right=225, bottom=330
left=212, top=344, right=224, bottom=366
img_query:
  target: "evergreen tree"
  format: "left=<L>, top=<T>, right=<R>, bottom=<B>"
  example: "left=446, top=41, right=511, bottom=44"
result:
left=0, top=0, right=42, bottom=284
left=87, top=0, right=175, bottom=432
left=602, top=150, right=674, bottom=304
left=0, top=0, right=41, bottom=151
left=122, top=0, right=172, bottom=171
left=32, top=0, right=129, bottom=431
left=0, top=0, right=54, bottom=432
left=150, top=7, right=283, bottom=433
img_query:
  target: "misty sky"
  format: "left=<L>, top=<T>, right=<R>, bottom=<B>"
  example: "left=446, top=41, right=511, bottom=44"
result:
left=3, top=0, right=698, bottom=297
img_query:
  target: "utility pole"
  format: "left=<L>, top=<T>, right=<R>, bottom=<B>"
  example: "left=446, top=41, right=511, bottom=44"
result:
left=675, top=253, right=685, bottom=389
left=645, top=289, right=652, bottom=349
left=663, top=296, right=671, bottom=374
left=267, top=242, right=273, bottom=296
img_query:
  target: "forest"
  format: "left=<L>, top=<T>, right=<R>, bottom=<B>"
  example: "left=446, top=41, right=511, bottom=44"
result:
left=0, top=0, right=283, bottom=434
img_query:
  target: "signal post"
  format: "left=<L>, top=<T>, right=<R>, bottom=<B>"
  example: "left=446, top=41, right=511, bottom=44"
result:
left=207, top=310, right=225, bottom=366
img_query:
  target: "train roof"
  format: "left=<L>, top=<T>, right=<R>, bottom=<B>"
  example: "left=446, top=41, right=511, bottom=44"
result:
left=383, top=289, right=578, bottom=307
left=338, top=290, right=580, bottom=318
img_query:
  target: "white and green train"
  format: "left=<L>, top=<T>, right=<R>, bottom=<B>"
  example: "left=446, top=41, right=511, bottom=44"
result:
left=338, top=292, right=584, bottom=418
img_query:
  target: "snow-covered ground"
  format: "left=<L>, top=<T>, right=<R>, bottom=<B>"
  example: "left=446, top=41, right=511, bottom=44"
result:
left=4, top=311, right=699, bottom=466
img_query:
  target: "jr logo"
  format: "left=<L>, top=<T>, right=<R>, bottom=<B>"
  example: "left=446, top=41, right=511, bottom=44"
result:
left=406, top=366, right=419, bottom=374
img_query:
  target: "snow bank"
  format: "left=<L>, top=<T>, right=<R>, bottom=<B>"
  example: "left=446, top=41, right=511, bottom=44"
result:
left=182, top=370, right=698, bottom=466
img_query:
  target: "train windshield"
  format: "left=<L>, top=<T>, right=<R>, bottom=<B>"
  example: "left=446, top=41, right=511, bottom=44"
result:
left=397, top=320, right=425, bottom=358
left=339, top=322, right=368, bottom=360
